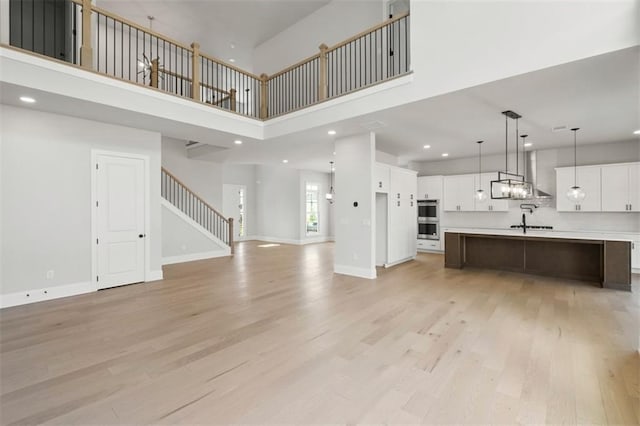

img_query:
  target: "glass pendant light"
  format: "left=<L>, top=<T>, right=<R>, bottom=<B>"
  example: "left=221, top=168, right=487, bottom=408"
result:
left=325, top=161, right=335, bottom=203
left=475, top=140, right=487, bottom=202
left=566, top=128, right=586, bottom=202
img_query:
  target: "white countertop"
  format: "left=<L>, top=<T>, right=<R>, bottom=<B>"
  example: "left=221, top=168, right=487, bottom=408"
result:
left=442, top=227, right=640, bottom=242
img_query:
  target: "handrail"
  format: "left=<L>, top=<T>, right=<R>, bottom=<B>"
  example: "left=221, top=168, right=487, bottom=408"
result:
left=327, top=11, right=410, bottom=52
left=8, top=0, right=410, bottom=120
left=161, top=167, right=227, bottom=219
left=268, top=52, right=321, bottom=80
left=198, top=51, right=261, bottom=81
left=160, top=68, right=230, bottom=96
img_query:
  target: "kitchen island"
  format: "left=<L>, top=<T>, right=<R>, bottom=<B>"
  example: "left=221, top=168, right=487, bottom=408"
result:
left=444, top=228, right=633, bottom=291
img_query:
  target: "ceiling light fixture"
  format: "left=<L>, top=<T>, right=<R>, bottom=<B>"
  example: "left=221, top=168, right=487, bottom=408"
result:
left=234, top=140, right=242, bottom=145
left=19, top=96, right=36, bottom=103
left=326, top=161, right=335, bottom=203
left=423, top=145, right=431, bottom=149
left=442, top=153, right=449, bottom=157
left=328, top=130, right=336, bottom=135
left=490, top=110, right=533, bottom=200
left=229, top=58, right=236, bottom=63
left=475, top=141, right=487, bottom=203
left=282, top=159, right=288, bottom=163
left=524, top=142, right=533, bottom=147
left=566, top=127, right=586, bottom=203
left=634, top=130, right=640, bottom=135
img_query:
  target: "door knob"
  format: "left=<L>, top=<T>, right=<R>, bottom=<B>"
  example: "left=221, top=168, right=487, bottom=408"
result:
left=138, top=234, right=145, bottom=238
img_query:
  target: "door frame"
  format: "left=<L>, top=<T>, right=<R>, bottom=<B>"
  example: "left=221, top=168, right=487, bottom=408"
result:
left=91, top=150, right=151, bottom=290
left=223, top=183, right=248, bottom=241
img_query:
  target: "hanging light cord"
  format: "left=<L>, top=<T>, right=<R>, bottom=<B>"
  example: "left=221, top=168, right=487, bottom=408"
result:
left=515, top=117, right=519, bottom=176
left=477, top=140, right=483, bottom=191
left=572, top=128, right=579, bottom=186
left=504, top=114, right=508, bottom=173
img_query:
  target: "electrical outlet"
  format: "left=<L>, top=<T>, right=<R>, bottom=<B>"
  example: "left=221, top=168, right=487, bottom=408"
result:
left=46, top=270, right=54, bottom=280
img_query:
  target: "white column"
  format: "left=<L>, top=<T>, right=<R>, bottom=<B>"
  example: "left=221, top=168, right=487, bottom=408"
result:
left=333, top=132, right=376, bottom=279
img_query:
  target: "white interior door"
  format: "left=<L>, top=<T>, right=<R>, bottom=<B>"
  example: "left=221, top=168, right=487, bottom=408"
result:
left=223, top=184, right=246, bottom=240
left=95, top=154, right=146, bottom=289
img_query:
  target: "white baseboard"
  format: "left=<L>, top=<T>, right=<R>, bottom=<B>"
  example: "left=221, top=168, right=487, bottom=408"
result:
left=0, top=281, right=94, bottom=309
left=384, top=256, right=416, bottom=268
left=162, top=249, right=231, bottom=265
left=147, top=270, right=164, bottom=281
left=334, top=264, right=377, bottom=279
left=249, top=235, right=335, bottom=246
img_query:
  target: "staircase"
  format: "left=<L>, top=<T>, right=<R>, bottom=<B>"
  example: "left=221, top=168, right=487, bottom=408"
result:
left=161, top=167, right=234, bottom=254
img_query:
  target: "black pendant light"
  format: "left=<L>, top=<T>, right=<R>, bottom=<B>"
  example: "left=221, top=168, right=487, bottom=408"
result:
left=474, top=140, right=487, bottom=202
left=490, top=110, right=533, bottom=200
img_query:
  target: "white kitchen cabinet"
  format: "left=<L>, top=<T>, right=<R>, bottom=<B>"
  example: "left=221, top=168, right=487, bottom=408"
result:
left=601, top=163, right=640, bottom=212
left=385, top=165, right=418, bottom=265
left=417, top=239, right=441, bottom=251
left=476, top=172, right=509, bottom=212
left=443, top=174, right=477, bottom=212
left=417, top=175, right=443, bottom=200
left=374, top=164, right=390, bottom=193
left=555, top=166, right=601, bottom=212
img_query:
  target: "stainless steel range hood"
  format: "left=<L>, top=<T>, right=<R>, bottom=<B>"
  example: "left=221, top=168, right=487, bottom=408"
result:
left=524, top=150, right=553, bottom=199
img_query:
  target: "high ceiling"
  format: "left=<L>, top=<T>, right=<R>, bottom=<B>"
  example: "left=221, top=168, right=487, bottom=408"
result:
left=97, top=0, right=332, bottom=71
left=193, top=46, right=638, bottom=171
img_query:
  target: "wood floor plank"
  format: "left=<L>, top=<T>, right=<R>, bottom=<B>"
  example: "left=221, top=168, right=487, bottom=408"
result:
left=1, top=241, right=638, bottom=424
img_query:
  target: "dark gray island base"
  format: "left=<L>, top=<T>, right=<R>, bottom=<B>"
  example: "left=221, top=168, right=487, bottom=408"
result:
left=445, top=232, right=632, bottom=291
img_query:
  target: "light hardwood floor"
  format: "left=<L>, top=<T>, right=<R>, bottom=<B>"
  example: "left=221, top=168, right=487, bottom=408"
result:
left=1, top=241, right=638, bottom=425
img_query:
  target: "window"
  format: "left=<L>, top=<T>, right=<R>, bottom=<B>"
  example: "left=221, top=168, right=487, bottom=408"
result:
left=306, top=183, right=319, bottom=234
left=238, top=188, right=245, bottom=237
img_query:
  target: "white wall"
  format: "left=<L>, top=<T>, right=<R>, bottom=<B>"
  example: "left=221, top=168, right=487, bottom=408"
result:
left=255, top=165, right=301, bottom=242
left=413, top=140, right=640, bottom=233
left=162, top=137, right=223, bottom=208
left=0, top=105, right=162, bottom=297
left=410, top=0, right=639, bottom=98
left=253, top=0, right=384, bottom=75
left=334, top=132, right=376, bottom=278
left=161, top=203, right=226, bottom=262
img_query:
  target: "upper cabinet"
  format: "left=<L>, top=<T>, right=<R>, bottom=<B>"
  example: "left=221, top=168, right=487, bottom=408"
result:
left=555, top=166, right=601, bottom=212
left=443, top=172, right=507, bottom=212
left=556, top=162, right=640, bottom=212
left=417, top=176, right=443, bottom=200
left=443, top=174, right=477, bottom=211
left=374, top=164, right=390, bottom=193
left=476, top=172, right=509, bottom=212
left=601, top=163, right=640, bottom=212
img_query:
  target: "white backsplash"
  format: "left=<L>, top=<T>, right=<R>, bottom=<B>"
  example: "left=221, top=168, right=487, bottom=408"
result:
left=441, top=205, right=640, bottom=234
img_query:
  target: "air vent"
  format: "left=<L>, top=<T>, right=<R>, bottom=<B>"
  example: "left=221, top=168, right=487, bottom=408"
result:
left=360, top=120, right=387, bottom=131
left=552, top=125, right=568, bottom=132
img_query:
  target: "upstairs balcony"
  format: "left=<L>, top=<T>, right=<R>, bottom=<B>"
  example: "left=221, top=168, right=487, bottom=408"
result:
left=5, top=0, right=410, bottom=121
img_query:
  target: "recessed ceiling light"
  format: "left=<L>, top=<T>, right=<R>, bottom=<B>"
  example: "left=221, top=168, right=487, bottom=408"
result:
left=229, top=58, right=236, bottom=63
left=282, top=159, right=289, bottom=163
left=634, top=130, right=640, bottom=135
left=442, top=153, right=449, bottom=157
left=524, top=142, right=533, bottom=147
left=230, top=43, right=236, bottom=49
left=333, top=151, right=336, bottom=155
left=234, top=140, right=242, bottom=145
left=19, top=96, right=36, bottom=103
left=328, top=130, right=336, bottom=135
left=423, top=145, right=431, bottom=149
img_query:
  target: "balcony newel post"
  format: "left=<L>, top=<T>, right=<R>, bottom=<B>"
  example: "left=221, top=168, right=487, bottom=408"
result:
left=150, top=58, right=159, bottom=88
left=228, top=218, right=234, bottom=254
left=318, top=43, right=328, bottom=101
left=229, top=88, right=237, bottom=112
left=191, top=42, right=200, bottom=101
left=80, top=0, right=93, bottom=69
left=259, top=73, right=268, bottom=119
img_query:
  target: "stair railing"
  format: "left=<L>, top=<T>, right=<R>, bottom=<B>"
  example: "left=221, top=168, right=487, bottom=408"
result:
left=161, top=168, right=234, bottom=253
